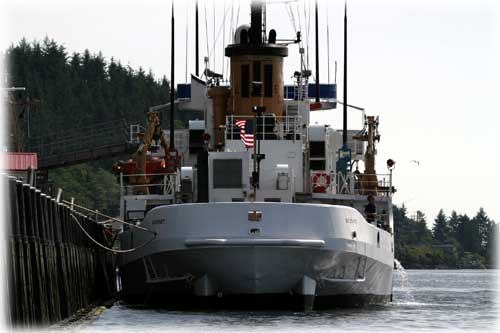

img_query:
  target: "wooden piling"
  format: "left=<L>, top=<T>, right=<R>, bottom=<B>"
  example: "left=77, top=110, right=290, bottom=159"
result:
left=3, top=174, right=116, bottom=327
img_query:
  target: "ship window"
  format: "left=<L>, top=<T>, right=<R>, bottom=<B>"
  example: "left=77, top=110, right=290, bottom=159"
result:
left=264, top=64, right=273, bottom=97
left=241, top=64, right=250, bottom=98
left=213, top=159, right=242, bottom=188
left=252, top=61, right=261, bottom=96
left=310, top=160, right=325, bottom=170
left=310, top=141, right=325, bottom=158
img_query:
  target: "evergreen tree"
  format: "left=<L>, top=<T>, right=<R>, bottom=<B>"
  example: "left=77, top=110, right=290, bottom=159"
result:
left=472, top=208, right=491, bottom=255
left=448, top=210, right=460, bottom=242
left=433, top=209, right=450, bottom=244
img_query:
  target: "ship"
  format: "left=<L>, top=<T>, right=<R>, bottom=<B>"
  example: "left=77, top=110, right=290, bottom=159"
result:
left=113, top=0, right=396, bottom=310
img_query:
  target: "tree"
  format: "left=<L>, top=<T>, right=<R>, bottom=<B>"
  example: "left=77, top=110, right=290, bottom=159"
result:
left=433, top=209, right=451, bottom=244
left=448, top=210, right=460, bottom=242
left=472, top=208, right=491, bottom=255
left=50, top=164, right=120, bottom=216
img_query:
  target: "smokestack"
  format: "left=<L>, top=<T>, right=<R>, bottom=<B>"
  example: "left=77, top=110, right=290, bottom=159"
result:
left=250, top=0, right=263, bottom=44
left=343, top=3, right=348, bottom=146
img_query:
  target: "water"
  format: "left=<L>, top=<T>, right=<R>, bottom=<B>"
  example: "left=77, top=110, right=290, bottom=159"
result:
left=83, top=270, right=498, bottom=332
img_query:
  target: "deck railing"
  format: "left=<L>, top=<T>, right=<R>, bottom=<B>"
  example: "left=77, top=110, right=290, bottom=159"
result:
left=310, top=171, right=393, bottom=196
left=119, top=172, right=177, bottom=197
left=225, top=114, right=303, bottom=141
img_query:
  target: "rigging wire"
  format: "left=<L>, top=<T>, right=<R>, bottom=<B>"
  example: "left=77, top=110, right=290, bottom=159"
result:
left=225, top=0, right=235, bottom=81
left=207, top=5, right=231, bottom=60
left=222, top=0, right=226, bottom=79
left=285, top=3, right=297, bottom=35
left=304, top=0, right=311, bottom=70
left=204, top=1, right=210, bottom=73
left=213, top=0, right=216, bottom=73
left=296, top=1, right=302, bottom=46
left=235, top=0, right=241, bottom=29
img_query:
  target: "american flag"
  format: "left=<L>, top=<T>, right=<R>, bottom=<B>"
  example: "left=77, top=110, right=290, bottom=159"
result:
left=235, top=119, right=254, bottom=148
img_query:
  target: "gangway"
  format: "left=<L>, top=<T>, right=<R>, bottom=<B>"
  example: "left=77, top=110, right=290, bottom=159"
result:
left=28, top=119, right=136, bottom=170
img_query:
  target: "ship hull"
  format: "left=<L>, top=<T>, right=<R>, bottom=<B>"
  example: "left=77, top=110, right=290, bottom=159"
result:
left=118, top=202, right=394, bottom=309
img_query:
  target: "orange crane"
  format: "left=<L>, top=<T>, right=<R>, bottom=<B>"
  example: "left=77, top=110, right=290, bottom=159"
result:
left=113, top=111, right=170, bottom=194
left=353, top=115, right=380, bottom=195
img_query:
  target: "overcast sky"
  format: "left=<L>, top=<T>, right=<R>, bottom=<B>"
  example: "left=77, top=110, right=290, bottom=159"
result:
left=1, top=0, right=498, bottom=225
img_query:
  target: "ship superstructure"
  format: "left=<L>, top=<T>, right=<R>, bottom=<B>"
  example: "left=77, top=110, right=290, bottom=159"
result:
left=114, top=0, right=396, bottom=310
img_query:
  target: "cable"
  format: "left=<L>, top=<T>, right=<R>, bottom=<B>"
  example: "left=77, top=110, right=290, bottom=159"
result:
left=70, top=213, right=157, bottom=254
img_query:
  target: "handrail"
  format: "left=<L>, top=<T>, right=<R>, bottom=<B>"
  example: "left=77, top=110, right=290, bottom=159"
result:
left=225, top=114, right=303, bottom=141
left=310, top=171, right=394, bottom=196
left=119, top=172, right=177, bottom=196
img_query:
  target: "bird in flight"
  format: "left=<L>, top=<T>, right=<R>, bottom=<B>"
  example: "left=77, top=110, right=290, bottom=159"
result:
left=410, top=160, right=420, bottom=166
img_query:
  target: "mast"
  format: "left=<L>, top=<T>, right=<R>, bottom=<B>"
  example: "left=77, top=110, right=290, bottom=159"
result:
left=195, top=0, right=199, bottom=77
left=170, top=2, right=175, bottom=148
left=315, top=0, right=320, bottom=103
left=342, top=3, right=348, bottom=145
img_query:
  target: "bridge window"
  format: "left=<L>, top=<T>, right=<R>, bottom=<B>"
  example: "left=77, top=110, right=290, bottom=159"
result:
left=241, top=64, right=249, bottom=98
left=252, top=61, right=261, bottom=97
left=264, top=64, right=273, bottom=97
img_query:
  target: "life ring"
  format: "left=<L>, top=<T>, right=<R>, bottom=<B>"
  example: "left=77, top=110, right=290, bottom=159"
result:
left=165, top=147, right=180, bottom=173
left=312, top=172, right=331, bottom=193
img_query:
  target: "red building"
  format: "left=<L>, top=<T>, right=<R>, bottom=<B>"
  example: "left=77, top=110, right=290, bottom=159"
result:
left=1, top=152, right=38, bottom=184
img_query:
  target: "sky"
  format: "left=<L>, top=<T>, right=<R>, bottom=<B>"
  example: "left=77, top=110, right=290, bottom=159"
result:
left=1, top=0, right=499, bottom=226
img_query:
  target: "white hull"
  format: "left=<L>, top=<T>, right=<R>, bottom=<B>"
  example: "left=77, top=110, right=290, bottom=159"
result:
left=118, top=202, right=394, bottom=308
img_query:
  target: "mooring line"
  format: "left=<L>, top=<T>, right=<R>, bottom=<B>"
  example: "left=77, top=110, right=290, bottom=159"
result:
left=69, top=214, right=157, bottom=254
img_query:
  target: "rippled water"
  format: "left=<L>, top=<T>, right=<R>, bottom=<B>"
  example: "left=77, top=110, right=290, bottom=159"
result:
left=83, top=270, right=498, bottom=332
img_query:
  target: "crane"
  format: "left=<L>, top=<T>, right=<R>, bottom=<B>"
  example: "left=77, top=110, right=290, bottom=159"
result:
left=113, top=111, right=170, bottom=195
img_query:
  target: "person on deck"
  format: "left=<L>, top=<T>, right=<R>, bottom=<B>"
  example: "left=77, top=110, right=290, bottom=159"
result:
left=364, top=195, right=377, bottom=224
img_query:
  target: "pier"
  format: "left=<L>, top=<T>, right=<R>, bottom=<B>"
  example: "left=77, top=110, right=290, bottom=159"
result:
left=2, top=174, right=116, bottom=327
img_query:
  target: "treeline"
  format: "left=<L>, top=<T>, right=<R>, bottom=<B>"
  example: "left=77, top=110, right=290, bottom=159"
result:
left=394, top=206, right=498, bottom=269
left=4, top=38, right=175, bottom=214
left=5, top=37, right=171, bottom=145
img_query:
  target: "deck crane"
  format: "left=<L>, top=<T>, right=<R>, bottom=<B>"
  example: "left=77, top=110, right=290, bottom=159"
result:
left=112, top=111, right=174, bottom=195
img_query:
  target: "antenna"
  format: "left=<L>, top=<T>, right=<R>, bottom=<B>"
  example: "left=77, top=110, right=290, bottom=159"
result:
left=314, top=0, right=319, bottom=103
left=326, top=6, right=330, bottom=84
left=343, top=2, right=347, bottom=145
left=170, top=2, right=175, bottom=149
left=195, top=0, right=199, bottom=76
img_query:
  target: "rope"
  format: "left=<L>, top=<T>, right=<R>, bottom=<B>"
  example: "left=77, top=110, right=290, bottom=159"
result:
left=70, top=213, right=157, bottom=254
left=61, top=199, right=154, bottom=234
